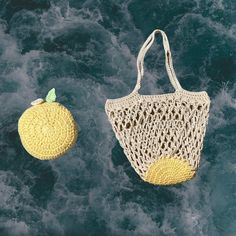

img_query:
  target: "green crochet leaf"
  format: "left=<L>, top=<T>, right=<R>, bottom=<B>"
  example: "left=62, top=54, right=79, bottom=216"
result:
left=46, top=88, right=56, bottom=103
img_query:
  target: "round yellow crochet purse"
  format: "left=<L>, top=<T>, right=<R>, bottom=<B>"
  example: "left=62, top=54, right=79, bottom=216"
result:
left=18, top=89, right=78, bottom=160
left=105, top=29, right=210, bottom=185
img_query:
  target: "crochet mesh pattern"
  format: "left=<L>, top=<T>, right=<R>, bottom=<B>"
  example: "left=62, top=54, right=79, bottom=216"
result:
left=105, top=29, right=210, bottom=185
left=18, top=102, right=78, bottom=160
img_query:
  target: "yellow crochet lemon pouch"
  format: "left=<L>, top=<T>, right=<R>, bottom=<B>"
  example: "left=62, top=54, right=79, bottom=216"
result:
left=18, top=88, right=78, bottom=160
left=105, top=29, right=210, bottom=185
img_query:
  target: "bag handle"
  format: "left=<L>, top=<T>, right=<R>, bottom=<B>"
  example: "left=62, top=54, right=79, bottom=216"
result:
left=133, top=29, right=183, bottom=93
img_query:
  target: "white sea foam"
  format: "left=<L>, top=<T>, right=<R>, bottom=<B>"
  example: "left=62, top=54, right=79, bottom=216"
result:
left=208, top=85, right=236, bottom=131
left=0, top=24, right=40, bottom=113
left=0, top=220, right=30, bottom=236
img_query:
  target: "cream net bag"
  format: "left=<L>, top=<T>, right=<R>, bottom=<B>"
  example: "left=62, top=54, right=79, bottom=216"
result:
left=105, top=29, right=210, bottom=185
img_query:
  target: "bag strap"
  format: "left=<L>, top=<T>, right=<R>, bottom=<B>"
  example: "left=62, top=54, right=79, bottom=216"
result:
left=133, top=29, right=183, bottom=93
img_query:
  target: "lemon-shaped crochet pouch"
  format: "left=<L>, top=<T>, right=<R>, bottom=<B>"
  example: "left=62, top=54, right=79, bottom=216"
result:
left=105, top=29, right=210, bottom=185
left=18, top=88, right=78, bottom=160
left=144, top=157, right=196, bottom=185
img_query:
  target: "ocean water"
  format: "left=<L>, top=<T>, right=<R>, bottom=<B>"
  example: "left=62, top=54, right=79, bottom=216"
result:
left=0, top=0, right=235, bottom=235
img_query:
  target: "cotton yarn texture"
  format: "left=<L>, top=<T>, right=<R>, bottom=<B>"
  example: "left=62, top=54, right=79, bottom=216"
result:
left=18, top=99, right=78, bottom=160
left=105, top=29, right=210, bottom=185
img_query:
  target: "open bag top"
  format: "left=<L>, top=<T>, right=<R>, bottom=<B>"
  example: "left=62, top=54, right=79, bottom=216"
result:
left=105, top=29, right=210, bottom=185
left=105, top=29, right=210, bottom=108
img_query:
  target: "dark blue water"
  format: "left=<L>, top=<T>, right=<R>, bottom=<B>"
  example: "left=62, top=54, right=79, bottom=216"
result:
left=0, top=0, right=235, bottom=235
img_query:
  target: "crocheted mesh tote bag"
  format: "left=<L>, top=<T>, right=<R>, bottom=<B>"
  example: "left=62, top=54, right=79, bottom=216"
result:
left=105, top=29, right=210, bottom=185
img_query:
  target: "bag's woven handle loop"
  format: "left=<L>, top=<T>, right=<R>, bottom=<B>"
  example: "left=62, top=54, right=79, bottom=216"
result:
left=133, top=29, right=183, bottom=93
